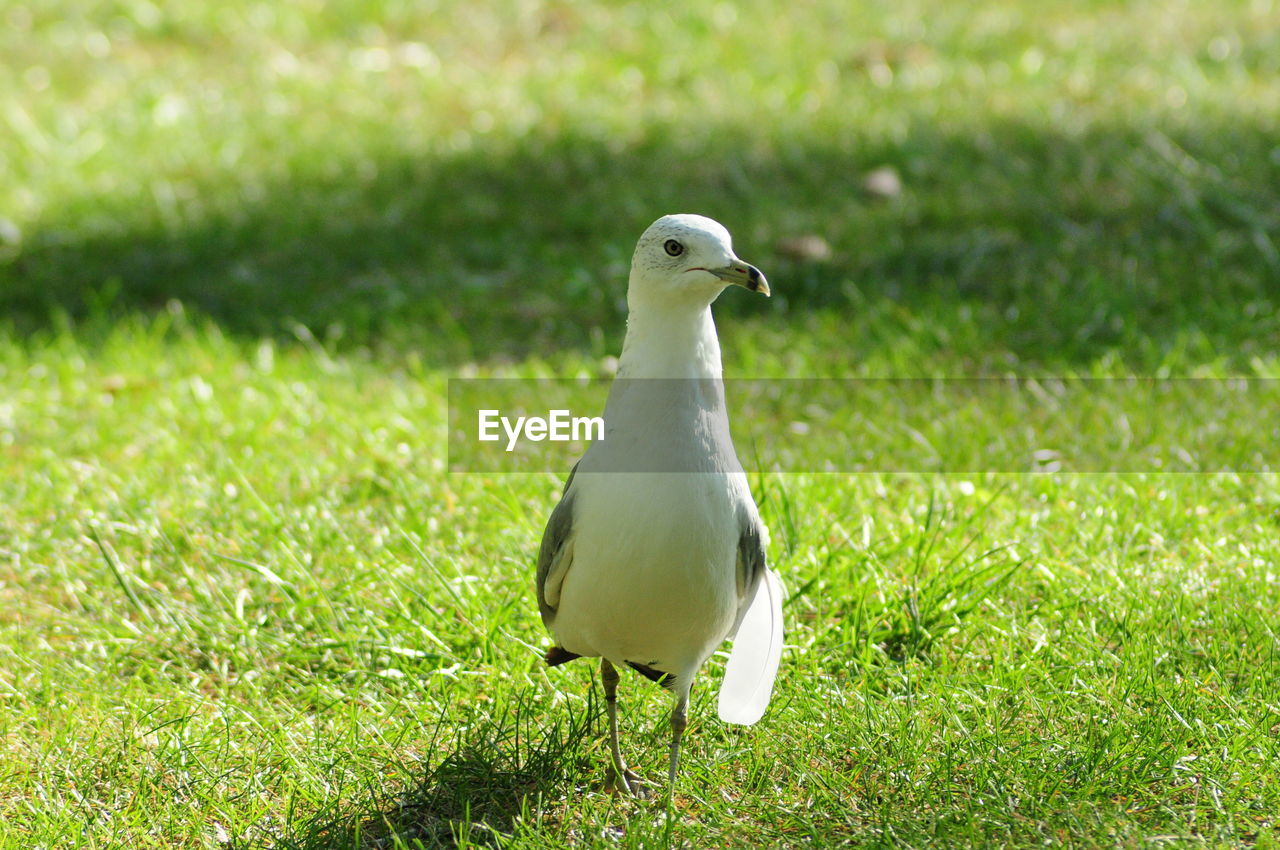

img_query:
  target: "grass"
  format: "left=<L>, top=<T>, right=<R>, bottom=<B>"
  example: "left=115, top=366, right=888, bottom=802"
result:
left=3, top=0, right=1280, bottom=847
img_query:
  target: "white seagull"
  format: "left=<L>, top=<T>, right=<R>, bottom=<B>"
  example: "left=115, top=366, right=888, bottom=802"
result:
left=535, top=214, right=786, bottom=799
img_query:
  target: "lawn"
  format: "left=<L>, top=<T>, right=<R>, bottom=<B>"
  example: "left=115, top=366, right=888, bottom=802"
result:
left=2, top=0, right=1280, bottom=847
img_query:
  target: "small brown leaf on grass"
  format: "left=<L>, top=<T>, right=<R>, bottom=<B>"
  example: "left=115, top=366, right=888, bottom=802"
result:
left=862, top=165, right=903, bottom=199
left=776, top=234, right=833, bottom=262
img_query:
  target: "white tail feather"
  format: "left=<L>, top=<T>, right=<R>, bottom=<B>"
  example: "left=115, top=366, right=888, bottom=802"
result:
left=718, top=568, right=784, bottom=725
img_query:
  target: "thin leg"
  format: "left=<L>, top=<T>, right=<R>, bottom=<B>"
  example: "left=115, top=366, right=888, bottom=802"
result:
left=601, top=659, right=639, bottom=796
left=666, top=687, right=689, bottom=805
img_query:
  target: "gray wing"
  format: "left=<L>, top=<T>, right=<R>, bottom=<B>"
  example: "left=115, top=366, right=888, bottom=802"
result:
left=534, top=462, right=579, bottom=629
left=731, top=505, right=768, bottom=635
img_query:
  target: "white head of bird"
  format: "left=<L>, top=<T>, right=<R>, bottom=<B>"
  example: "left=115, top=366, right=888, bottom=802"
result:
left=627, top=214, right=770, bottom=312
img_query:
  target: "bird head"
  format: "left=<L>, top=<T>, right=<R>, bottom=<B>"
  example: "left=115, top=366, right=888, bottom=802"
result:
left=627, top=214, right=770, bottom=310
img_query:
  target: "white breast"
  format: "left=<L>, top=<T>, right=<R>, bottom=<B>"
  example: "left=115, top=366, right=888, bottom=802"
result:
left=552, top=469, right=742, bottom=678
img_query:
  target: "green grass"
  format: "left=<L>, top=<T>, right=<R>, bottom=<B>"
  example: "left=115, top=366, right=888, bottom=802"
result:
left=3, top=0, right=1280, bottom=847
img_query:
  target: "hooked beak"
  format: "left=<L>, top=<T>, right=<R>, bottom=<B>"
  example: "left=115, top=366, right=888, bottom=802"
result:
left=708, top=261, right=771, bottom=296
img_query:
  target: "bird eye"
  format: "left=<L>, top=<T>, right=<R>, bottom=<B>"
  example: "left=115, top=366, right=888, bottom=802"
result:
left=663, top=239, right=684, bottom=257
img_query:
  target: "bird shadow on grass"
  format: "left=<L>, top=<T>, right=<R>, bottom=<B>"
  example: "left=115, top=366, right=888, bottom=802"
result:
left=270, top=690, right=598, bottom=850
left=5, top=115, right=1278, bottom=368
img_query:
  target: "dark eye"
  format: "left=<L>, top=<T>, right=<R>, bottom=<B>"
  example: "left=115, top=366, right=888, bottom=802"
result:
left=663, top=239, right=684, bottom=257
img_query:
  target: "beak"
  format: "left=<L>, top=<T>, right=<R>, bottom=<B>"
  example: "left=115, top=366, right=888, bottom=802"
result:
left=709, top=261, right=771, bottom=296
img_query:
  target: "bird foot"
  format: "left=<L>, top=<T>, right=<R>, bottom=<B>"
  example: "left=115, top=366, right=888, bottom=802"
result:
left=605, top=767, right=651, bottom=798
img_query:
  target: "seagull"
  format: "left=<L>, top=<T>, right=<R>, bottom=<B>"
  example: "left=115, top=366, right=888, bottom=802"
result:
left=535, top=214, right=786, bottom=800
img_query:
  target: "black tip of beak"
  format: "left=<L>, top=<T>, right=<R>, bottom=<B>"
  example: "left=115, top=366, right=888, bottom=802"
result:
left=746, top=265, right=770, bottom=296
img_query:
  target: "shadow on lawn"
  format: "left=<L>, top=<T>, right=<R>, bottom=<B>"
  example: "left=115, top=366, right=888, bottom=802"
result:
left=273, top=691, right=597, bottom=850
left=5, top=115, right=1278, bottom=365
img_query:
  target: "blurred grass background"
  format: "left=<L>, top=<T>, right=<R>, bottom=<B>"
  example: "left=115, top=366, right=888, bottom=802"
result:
left=4, top=0, right=1278, bottom=365
left=3, top=1, right=1280, bottom=848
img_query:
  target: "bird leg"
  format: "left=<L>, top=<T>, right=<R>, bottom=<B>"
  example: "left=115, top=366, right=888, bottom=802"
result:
left=666, top=688, right=689, bottom=805
left=600, top=659, right=645, bottom=796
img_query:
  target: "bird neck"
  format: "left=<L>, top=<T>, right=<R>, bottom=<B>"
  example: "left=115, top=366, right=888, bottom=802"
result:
left=617, top=304, right=723, bottom=380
